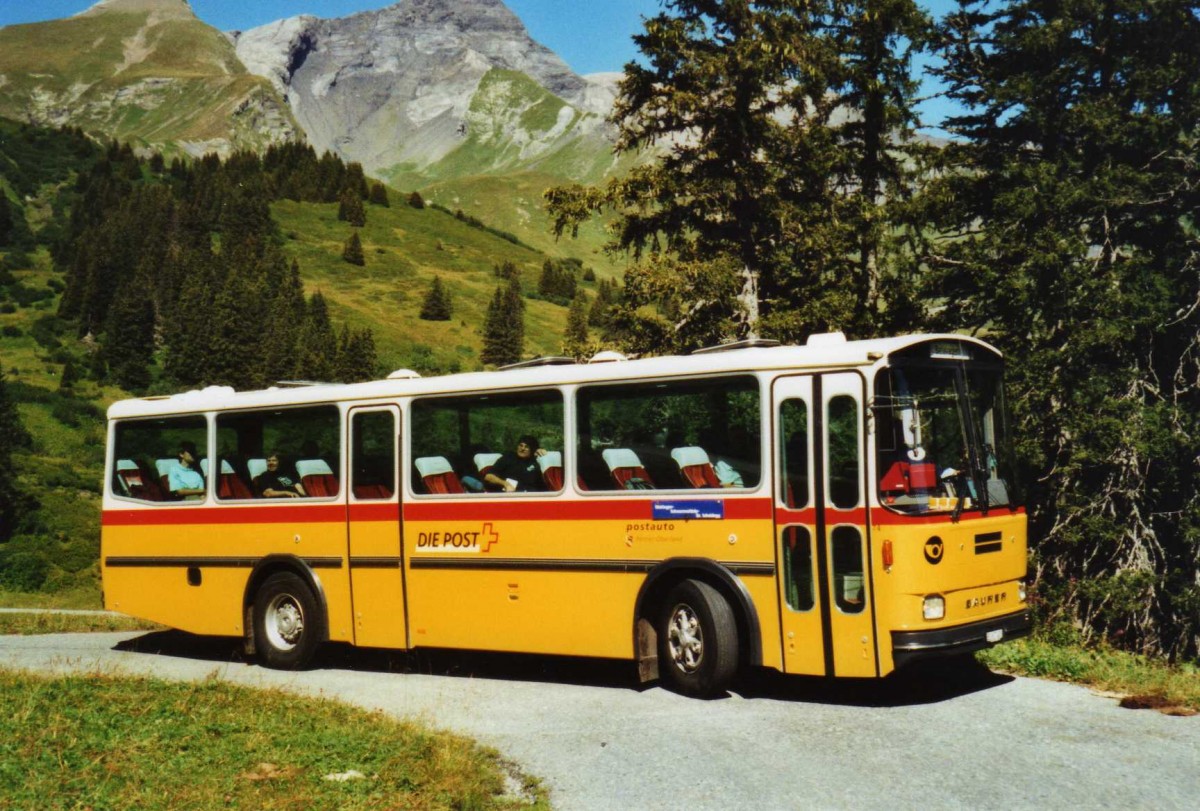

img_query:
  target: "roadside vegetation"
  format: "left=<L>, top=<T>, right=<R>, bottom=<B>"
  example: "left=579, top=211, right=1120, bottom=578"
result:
left=0, top=610, right=154, bottom=635
left=978, top=634, right=1200, bottom=715
left=0, top=669, right=547, bottom=810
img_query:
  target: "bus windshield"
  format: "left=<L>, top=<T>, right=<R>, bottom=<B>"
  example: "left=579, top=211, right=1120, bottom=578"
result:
left=874, top=362, right=1021, bottom=515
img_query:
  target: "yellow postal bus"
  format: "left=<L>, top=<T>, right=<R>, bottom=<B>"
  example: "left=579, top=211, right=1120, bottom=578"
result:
left=102, top=333, right=1029, bottom=696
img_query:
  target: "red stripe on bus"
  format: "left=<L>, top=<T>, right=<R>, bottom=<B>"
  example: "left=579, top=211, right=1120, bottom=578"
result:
left=348, top=503, right=400, bottom=522
left=402, top=498, right=773, bottom=522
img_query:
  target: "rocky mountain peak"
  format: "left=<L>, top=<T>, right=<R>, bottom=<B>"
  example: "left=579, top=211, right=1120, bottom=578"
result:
left=233, top=0, right=611, bottom=181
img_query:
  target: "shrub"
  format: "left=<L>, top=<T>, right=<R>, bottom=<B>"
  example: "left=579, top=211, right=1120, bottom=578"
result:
left=0, top=550, right=49, bottom=592
left=1, top=326, right=20, bottom=337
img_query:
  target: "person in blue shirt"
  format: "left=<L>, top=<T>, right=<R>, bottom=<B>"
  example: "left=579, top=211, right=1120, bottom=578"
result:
left=168, top=441, right=205, bottom=500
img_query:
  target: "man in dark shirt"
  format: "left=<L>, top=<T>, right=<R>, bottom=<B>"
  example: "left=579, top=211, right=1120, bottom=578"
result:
left=483, top=435, right=546, bottom=492
left=255, top=452, right=307, bottom=498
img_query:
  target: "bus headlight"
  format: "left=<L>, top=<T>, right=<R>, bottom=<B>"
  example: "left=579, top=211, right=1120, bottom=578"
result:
left=923, top=595, right=945, bottom=621
left=1018, top=580, right=1027, bottom=602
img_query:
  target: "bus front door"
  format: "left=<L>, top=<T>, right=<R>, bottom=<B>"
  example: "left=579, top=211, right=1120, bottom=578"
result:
left=346, top=406, right=408, bottom=649
left=774, top=373, right=877, bottom=677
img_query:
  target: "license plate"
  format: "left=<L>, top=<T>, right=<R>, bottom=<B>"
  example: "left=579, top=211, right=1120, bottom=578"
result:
left=986, top=629, right=1004, bottom=643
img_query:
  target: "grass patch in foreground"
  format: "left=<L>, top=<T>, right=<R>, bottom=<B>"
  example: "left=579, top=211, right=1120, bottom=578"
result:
left=977, top=637, right=1200, bottom=714
left=0, top=670, right=548, bottom=810
left=0, top=611, right=157, bottom=635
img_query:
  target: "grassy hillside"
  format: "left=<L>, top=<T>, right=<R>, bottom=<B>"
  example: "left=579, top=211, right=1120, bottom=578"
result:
left=0, top=5, right=296, bottom=157
left=270, top=195, right=609, bottom=374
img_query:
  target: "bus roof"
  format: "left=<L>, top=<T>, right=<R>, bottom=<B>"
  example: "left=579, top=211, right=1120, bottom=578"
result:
left=107, top=332, right=1000, bottom=419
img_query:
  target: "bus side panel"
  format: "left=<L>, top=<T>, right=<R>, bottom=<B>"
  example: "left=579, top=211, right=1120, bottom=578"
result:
left=871, top=511, right=1027, bottom=674
left=403, top=510, right=780, bottom=663
left=102, top=512, right=355, bottom=643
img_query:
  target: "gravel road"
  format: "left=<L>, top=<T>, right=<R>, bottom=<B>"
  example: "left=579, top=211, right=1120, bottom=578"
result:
left=2, top=631, right=1196, bottom=810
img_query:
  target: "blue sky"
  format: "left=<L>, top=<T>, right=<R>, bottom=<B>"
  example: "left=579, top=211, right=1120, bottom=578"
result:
left=0, top=1, right=960, bottom=130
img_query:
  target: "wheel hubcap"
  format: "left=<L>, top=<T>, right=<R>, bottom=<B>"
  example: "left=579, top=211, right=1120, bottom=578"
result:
left=265, top=594, right=304, bottom=651
left=667, top=603, right=703, bottom=674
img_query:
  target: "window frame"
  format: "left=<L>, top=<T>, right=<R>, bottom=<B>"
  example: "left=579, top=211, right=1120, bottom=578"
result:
left=213, top=403, right=344, bottom=503
left=573, top=372, right=766, bottom=497
left=109, top=414, right=212, bottom=506
left=406, top=387, right=566, bottom=499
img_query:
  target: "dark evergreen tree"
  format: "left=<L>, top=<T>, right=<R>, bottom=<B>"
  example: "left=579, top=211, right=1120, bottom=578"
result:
left=0, top=370, right=36, bottom=543
left=480, top=280, right=523, bottom=367
left=295, top=291, right=337, bottom=381
left=57, top=359, right=78, bottom=394
left=546, top=0, right=931, bottom=348
left=342, top=231, right=365, bottom=266
left=407, top=191, right=426, bottom=209
left=537, top=260, right=578, bottom=305
left=925, top=0, right=1200, bottom=658
left=369, top=183, right=390, bottom=207
left=335, top=325, right=378, bottom=383
left=563, top=291, right=591, bottom=360
left=419, top=277, right=453, bottom=321
left=103, top=268, right=156, bottom=392
left=337, top=189, right=367, bottom=227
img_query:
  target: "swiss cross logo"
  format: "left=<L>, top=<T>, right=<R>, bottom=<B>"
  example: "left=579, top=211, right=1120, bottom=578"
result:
left=481, top=522, right=500, bottom=553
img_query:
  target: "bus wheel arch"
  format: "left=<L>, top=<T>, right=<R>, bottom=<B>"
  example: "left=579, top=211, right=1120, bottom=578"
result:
left=634, top=558, right=762, bottom=693
left=243, top=556, right=329, bottom=668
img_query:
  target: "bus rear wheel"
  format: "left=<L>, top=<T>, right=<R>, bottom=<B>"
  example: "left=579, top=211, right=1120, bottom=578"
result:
left=658, top=579, right=739, bottom=698
left=253, top=572, right=320, bottom=670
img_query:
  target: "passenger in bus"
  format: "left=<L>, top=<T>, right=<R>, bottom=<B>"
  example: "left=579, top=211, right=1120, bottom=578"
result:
left=168, top=441, right=206, bottom=500
left=254, top=451, right=307, bottom=498
left=481, top=435, right=547, bottom=492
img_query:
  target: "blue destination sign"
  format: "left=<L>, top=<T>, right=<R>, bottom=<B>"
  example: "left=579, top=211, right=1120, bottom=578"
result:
left=652, top=500, right=725, bottom=520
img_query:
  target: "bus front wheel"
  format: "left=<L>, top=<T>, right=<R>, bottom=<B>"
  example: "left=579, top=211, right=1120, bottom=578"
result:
left=658, top=579, right=739, bottom=698
left=253, top=572, right=320, bottom=670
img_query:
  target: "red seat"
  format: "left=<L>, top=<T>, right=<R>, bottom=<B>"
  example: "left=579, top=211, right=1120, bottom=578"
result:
left=296, top=459, right=339, bottom=497
left=601, top=448, right=654, bottom=490
left=115, top=459, right=159, bottom=501
left=203, top=459, right=253, bottom=500
left=538, top=451, right=563, bottom=490
left=670, top=446, right=721, bottom=488
left=414, top=456, right=465, bottom=494
left=880, top=461, right=938, bottom=498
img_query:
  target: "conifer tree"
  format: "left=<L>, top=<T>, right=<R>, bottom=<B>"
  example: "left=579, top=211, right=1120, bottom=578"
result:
left=563, top=291, right=591, bottom=360
left=369, top=183, right=390, bottom=207
left=295, top=291, right=337, bottom=381
left=925, top=0, right=1200, bottom=658
left=419, top=277, right=452, bottom=321
left=342, top=231, right=365, bottom=266
left=103, top=271, right=156, bottom=392
left=480, top=281, right=522, bottom=367
left=57, top=360, right=78, bottom=394
left=0, top=370, right=35, bottom=543
left=335, top=326, right=378, bottom=382
left=337, top=189, right=367, bottom=227
left=407, top=191, right=425, bottom=209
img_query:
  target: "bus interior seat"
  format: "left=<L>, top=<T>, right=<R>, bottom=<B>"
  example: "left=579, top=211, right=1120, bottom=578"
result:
left=247, top=458, right=268, bottom=481
left=414, top=455, right=466, bottom=494
left=537, top=450, right=563, bottom=490
left=601, top=448, right=655, bottom=490
left=115, top=458, right=151, bottom=499
left=296, top=458, right=338, bottom=497
left=670, top=446, right=721, bottom=488
left=473, top=452, right=502, bottom=478
left=353, top=483, right=392, bottom=499
left=203, top=458, right=254, bottom=500
left=155, top=458, right=183, bottom=498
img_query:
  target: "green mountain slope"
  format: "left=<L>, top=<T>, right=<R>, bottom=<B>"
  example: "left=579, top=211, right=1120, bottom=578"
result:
left=0, top=0, right=297, bottom=157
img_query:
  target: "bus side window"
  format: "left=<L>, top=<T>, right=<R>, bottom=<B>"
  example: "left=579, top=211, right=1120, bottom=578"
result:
left=410, top=390, right=564, bottom=496
left=783, top=526, right=814, bottom=611
left=779, top=399, right=809, bottom=508
left=826, top=395, right=860, bottom=509
left=352, top=410, right=396, bottom=500
left=111, top=416, right=207, bottom=504
left=576, top=376, right=761, bottom=492
left=215, top=405, right=341, bottom=501
left=831, top=526, right=865, bottom=614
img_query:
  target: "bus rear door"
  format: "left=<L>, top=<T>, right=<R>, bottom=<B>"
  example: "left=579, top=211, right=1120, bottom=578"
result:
left=346, top=406, right=408, bottom=649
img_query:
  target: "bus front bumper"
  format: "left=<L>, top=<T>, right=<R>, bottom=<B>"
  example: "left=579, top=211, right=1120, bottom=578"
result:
left=891, top=609, right=1031, bottom=668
